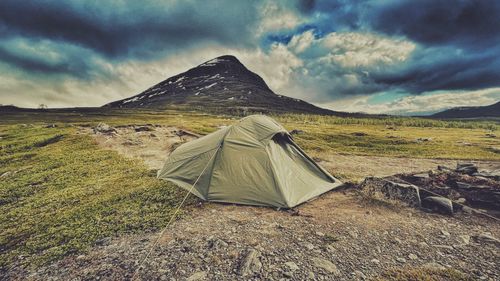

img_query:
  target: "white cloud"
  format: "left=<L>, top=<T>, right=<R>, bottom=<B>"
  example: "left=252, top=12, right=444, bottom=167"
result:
left=257, top=1, right=306, bottom=35
left=319, top=88, right=500, bottom=115
left=253, top=30, right=416, bottom=102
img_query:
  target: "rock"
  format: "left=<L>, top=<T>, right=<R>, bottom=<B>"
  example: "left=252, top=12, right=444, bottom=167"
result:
left=237, top=248, right=262, bottom=276
left=371, top=259, right=380, bottom=264
left=437, top=165, right=453, bottom=172
left=312, top=258, right=340, bottom=275
left=307, top=272, right=315, bottom=279
left=473, top=170, right=500, bottom=180
left=456, top=163, right=478, bottom=175
left=489, top=146, right=500, bottom=154
left=485, top=133, right=496, bottom=138
left=134, top=126, right=154, bottom=132
left=95, top=237, right=111, bottom=246
left=422, top=262, right=445, bottom=270
left=359, top=178, right=421, bottom=207
left=396, top=257, right=406, bottom=263
left=354, top=270, right=366, bottom=279
left=422, top=196, right=454, bottom=215
left=122, top=139, right=142, bottom=146
left=187, top=271, right=207, bottom=281
left=416, top=137, right=432, bottom=142
left=175, top=129, right=201, bottom=138
left=303, top=242, right=314, bottom=250
left=93, top=123, right=116, bottom=134
left=408, top=254, right=418, bottom=260
left=456, top=198, right=466, bottom=204
left=326, top=244, right=335, bottom=253
left=462, top=206, right=474, bottom=214
left=352, top=132, right=367, bottom=136
left=458, top=235, right=470, bottom=245
left=456, top=182, right=472, bottom=189
left=411, top=173, right=430, bottom=179
left=440, top=230, right=451, bottom=237
left=419, top=242, right=428, bottom=247
left=473, top=233, right=500, bottom=246
left=207, top=238, right=228, bottom=250
left=45, top=124, right=57, bottom=128
left=289, top=129, right=304, bottom=135
left=284, top=261, right=299, bottom=271
left=315, top=231, right=325, bottom=237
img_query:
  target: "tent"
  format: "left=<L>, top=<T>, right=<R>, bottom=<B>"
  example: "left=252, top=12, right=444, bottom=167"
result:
left=157, top=115, right=342, bottom=208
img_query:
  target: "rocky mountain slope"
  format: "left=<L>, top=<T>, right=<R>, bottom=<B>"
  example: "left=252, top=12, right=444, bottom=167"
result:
left=103, top=55, right=344, bottom=115
left=431, top=101, right=500, bottom=119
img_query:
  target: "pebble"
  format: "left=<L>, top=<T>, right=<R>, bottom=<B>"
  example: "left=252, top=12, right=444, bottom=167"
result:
left=187, top=271, right=207, bottom=281
left=303, top=242, right=315, bottom=250
left=396, top=257, right=406, bottom=263
left=284, top=261, right=299, bottom=272
left=312, top=258, right=341, bottom=275
left=441, top=230, right=451, bottom=237
left=459, top=235, right=470, bottom=245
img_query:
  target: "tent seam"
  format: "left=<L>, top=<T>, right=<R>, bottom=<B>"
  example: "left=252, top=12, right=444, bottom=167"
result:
left=265, top=142, right=290, bottom=208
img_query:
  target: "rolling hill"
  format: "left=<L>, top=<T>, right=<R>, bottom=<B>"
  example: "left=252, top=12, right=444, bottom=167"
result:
left=431, top=101, right=500, bottom=119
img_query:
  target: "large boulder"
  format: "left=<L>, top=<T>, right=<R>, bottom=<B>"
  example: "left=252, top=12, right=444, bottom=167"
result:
left=360, top=177, right=421, bottom=207
left=93, top=123, right=116, bottom=134
left=422, top=196, right=454, bottom=216
left=456, top=163, right=478, bottom=175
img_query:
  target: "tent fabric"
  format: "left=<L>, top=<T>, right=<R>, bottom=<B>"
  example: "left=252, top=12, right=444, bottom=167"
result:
left=157, top=115, right=342, bottom=208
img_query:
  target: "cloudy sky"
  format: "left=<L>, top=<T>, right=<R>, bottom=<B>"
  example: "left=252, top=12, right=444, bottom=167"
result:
left=1, top=0, right=499, bottom=115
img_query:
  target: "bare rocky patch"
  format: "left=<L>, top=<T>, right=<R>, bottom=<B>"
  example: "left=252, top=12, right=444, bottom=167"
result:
left=80, top=123, right=198, bottom=169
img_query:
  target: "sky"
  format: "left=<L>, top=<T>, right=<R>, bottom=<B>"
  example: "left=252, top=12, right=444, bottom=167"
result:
left=1, top=0, right=499, bottom=115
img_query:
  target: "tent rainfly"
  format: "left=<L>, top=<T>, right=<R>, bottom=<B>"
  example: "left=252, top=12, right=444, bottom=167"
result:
left=157, top=115, right=342, bottom=208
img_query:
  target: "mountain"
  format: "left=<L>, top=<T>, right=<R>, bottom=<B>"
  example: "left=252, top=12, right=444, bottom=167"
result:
left=103, top=55, right=345, bottom=115
left=430, top=101, right=500, bottom=119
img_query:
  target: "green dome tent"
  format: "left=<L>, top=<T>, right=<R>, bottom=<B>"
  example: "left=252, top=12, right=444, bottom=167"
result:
left=157, top=115, right=342, bottom=208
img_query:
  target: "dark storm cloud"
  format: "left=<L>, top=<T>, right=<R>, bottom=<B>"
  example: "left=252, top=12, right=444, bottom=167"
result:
left=0, top=0, right=260, bottom=59
left=372, top=47, right=500, bottom=93
left=370, top=0, right=500, bottom=48
left=366, top=0, right=500, bottom=93
left=0, top=38, right=102, bottom=78
left=0, top=46, right=78, bottom=76
left=286, top=0, right=500, bottom=95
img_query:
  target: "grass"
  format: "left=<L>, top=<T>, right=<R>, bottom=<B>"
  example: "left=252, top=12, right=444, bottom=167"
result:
left=0, top=125, right=191, bottom=269
left=0, top=108, right=499, bottom=270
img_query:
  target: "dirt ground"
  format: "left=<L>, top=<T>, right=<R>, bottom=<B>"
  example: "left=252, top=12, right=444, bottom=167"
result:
left=14, top=191, right=499, bottom=280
